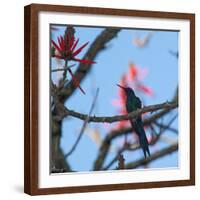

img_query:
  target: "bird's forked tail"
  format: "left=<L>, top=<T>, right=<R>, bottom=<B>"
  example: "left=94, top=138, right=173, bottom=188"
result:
left=138, top=127, right=150, bottom=158
left=131, top=120, right=150, bottom=158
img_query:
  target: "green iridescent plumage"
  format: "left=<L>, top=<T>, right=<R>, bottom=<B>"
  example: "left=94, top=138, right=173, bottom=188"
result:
left=117, top=84, right=150, bottom=158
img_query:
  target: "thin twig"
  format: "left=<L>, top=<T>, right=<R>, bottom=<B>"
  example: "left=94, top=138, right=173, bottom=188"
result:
left=154, top=122, right=178, bottom=134
left=168, top=50, right=179, bottom=58
left=62, top=60, right=68, bottom=82
left=117, top=154, right=125, bottom=170
left=105, top=145, right=129, bottom=170
left=51, top=64, right=76, bottom=73
left=125, top=142, right=178, bottom=169
left=65, top=88, right=99, bottom=158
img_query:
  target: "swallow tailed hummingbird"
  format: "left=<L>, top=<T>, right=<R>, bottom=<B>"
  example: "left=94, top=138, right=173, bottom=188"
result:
left=117, top=84, right=150, bottom=158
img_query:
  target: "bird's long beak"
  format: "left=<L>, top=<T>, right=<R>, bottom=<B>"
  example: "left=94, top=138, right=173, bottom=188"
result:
left=116, top=84, right=126, bottom=90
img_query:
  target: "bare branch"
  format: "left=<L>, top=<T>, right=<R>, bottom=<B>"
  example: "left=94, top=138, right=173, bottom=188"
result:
left=106, top=145, right=129, bottom=170
left=154, top=122, right=178, bottom=134
left=117, top=154, right=125, bottom=170
left=65, top=88, right=99, bottom=158
left=63, top=101, right=178, bottom=123
left=93, top=106, right=177, bottom=171
left=125, top=143, right=178, bottom=169
left=103, top=113, right=178, bottom=170
left=51, top=64, right=76, bottom=73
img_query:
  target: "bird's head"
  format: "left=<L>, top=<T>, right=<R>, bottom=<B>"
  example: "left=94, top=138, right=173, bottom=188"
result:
left=117, top=84, right=135, bottom=96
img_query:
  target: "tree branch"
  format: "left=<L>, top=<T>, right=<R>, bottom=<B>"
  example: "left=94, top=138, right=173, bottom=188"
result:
left=65, top=88, right=99, bottom=158
left=63, top=101, right=177, bottom=123
left=93, top=105, right=177, bottom=170
left=117, top=154, right=125, bottom=170
left=154, top=122, right=178, bottom=134
left=125, top=143, right=178, bottom=169
left=103, top=113, right=178, bottom=170
left=51, top=64, right=75, bottom=73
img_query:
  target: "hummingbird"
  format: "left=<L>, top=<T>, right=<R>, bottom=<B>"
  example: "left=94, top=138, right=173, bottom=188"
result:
left=117, top=84, right=150, bottom=158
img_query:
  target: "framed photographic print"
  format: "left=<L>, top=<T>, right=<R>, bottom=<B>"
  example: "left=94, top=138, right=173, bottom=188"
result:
left=24, top=4, right=195, bottom=195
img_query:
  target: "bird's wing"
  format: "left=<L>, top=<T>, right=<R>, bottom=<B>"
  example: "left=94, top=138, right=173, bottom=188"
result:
left=135, top=96, right=142, bottom=122
left=135, top=96, right=142, bottom=109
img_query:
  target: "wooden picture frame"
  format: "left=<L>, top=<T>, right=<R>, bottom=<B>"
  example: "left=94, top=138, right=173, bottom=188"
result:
left=24, top=3, right=195, bottom=195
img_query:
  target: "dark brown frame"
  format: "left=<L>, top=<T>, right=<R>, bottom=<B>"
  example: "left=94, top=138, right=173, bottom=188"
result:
left=24, top=3, right=195, bottom=195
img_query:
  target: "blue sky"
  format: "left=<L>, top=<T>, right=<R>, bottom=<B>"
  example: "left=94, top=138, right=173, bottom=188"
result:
left=51, top=25, right=178, bottom=172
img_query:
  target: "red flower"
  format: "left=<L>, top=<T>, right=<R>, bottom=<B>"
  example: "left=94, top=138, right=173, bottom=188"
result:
left=129, top=63, right=137, bottom=80
left=137, top=84, right=153, bottom=96
left=118, top=75, right=127, bottom=106
left=51, top=31, right=96, bottom=94
left=51, top=33, right=96, bottom=64
left=68, top=68, right=86, bottom=94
